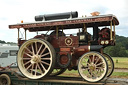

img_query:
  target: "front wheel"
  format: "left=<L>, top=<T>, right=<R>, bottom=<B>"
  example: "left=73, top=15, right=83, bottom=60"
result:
left=78, top=51, right=108, bottom=83
left=103, top=53, right=114, bottom=77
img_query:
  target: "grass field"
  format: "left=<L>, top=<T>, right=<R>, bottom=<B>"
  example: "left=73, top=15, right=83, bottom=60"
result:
left=111, top=72, right=128, bottom=78
left=59, top=57, right=128, bottom=78
left=112, top=57, right=128, bottom=68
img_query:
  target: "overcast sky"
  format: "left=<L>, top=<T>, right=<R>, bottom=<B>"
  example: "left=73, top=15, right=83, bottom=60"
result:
left=0, top=0, right=128, bottom=42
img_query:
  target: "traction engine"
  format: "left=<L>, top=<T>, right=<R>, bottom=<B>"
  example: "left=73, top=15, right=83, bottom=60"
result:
left=9, top=11, right=119, bottom=82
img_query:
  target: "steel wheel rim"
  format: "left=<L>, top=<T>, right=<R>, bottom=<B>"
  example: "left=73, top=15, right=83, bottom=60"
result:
left=17, top=39, right=53, bottom=79
left=103, top=53, right=114, bottom=77
left=78, top=52, right=108, bottom=82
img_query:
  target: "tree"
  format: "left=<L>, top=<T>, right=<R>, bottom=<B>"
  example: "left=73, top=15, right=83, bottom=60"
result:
left=104, top=43, right=128, bottom=57
left=0, top=40, right=6, bottom=43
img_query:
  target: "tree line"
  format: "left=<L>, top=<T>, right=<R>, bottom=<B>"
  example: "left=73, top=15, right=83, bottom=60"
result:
left=0, top=40, right=17, bottom=45
left=104, top=35, right=128, bottom=57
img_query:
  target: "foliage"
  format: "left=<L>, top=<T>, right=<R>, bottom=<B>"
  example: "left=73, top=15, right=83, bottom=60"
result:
left=0, top=40, right=16, bottom=45
left=116, top=35, right=128, bottom=49
left=104, top=35, right=128, bottom=57
left=0, top=40, right=6, bottom=43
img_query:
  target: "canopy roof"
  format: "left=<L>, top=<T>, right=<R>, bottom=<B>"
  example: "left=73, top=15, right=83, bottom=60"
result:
left=9, top=14, right=119, bottom=32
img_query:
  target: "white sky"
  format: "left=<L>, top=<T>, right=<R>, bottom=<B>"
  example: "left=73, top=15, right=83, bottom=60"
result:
left=0, top=0, right=128, bottom=42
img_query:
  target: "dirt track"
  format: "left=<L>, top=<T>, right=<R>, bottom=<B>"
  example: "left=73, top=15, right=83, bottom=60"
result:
left=114, top=68, right=128, bottom=72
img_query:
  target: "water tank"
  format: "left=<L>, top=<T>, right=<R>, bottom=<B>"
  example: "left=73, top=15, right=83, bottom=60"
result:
left=35, top=11, right=78, bottom=21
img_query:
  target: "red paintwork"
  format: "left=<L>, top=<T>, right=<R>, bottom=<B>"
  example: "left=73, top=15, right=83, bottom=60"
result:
left=74, top=46, right=90, bottom=58
left=60, top=48, right=71, bottom=52
left=18, top=34, right=90, bottom=69
left=59, top=52, right=69, bottom=65
left=18, top=40, right=26, bottom=47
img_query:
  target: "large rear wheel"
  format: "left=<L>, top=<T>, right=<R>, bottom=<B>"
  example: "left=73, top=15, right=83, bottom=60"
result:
left=17, top=39, right=56, bottom=79
left=78, top=51, right=108, bottom=82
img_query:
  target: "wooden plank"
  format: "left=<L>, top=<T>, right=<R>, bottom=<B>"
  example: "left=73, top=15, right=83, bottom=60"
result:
left=11, top=76, right=121, bottom=85
left=0, top=71, right=122, bottom=85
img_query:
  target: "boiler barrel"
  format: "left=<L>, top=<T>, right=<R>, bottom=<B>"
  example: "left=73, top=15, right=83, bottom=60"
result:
left=35, top=11, right=78, bottom=21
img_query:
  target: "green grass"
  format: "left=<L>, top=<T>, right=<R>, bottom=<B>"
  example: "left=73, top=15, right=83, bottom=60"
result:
left=112, top=57, right=128, bottom=68
left=111, top=72, right=128, bottom=78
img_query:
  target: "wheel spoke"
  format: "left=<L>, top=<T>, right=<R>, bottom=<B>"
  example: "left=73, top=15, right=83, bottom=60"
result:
left=24, top=52, right=32, bottom=57
left=40, top=47, right=46, bottom=55
left=87, top=62, right=91, bottom=66
left=26, top=64, right=32, bottom=70
left=81, top=59, right=87, bottom=66
left=37, top=63, right=43, bottom=74
left=89, top=56, right=91, bottom=63
left=81, top=66, right=88, bottom=70
left=24, top=60, right=31, bottom=66
left=31, top=43, right=35, bottom=55
left=25, top=47, right=33, bottom=55
left=83, top=58, right=87, bottom=63
left=35, top=64, right=38, bottom=75
left=96, top=67, right=105, bottom=73
left=94, top=69, right=98, bottom=77
left=89, top=70, right=93, bottom=77
left=40, top=52, right=50, bottom=58
left=98, top=69, right=102, bottom=76
left=95, top=57, right=100, bottom=64
left=96, top=62, right=104, bottom=67
left=36, top=44, right=43, bottom=55
left=96, top=69, right=99, bottom=75
left=23, top=58, right=31, bottom=60
left=41, top=61, right=50, bottom=66
left=96, top=67, right=104, bottom=76
left=41, top=58, right=50, bottom=60
left=96, top=67, right=104, bottom=69
left=35, top=42, right=38, bottom=54
left=40, top=62, right=46, bottom=71
left=31, top=64, right=34, bottom=74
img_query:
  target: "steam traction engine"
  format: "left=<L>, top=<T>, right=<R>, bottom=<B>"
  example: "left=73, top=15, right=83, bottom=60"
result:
left=9, top=11, right=119, bottom=82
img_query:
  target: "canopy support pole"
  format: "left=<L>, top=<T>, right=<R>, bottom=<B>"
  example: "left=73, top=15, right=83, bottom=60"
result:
left=25, top=29, right=27, bottom=40
left=83, top=23, right=87, bottom=32
left=110, top=21, right=113, bottom=40
left=18, top=28, right=19, bottom=40
left=113, top=21, right=116, bottom=41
